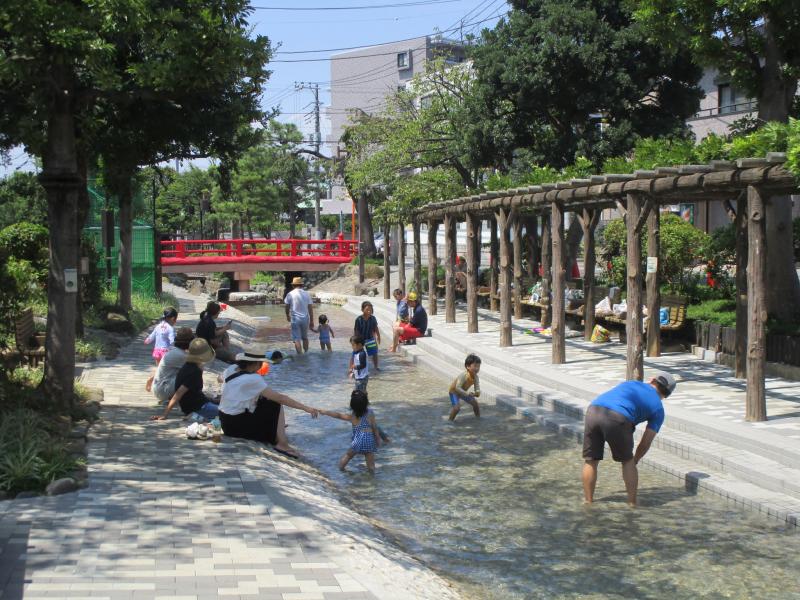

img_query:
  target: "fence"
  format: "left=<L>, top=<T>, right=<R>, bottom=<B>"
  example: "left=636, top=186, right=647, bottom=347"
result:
left=694, top=320, right=800, bottom=367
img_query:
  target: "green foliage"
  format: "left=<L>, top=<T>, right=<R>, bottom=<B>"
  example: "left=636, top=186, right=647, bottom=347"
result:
left=0, top=222, right=49, bottom=284
left=702, top=222, right=736, bottom=265
left=687, top=299, right=737, bottom=328
left=85, top=289, right=178, bottom=333
left=0, top=172, right=47, bottom=229
left=727, top=121, right=789, bottom=159
left=794, top=218, right=800, bottom=263
left=250, top=272, right=273, bottom=286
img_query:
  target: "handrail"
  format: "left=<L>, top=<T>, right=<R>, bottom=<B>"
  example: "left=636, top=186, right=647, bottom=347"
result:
left=160, top=238, right=358, bottom=262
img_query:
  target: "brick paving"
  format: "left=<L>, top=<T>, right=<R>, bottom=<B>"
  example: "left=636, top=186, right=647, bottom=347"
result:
left=0, top=287, right=461, bottom=600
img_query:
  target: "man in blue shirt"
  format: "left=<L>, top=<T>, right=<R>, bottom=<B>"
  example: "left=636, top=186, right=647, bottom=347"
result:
left=582, top=373, right=676, bottom=507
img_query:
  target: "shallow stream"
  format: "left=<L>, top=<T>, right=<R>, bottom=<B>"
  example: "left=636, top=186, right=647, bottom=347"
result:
left=239, top=303, right=800, bottom=600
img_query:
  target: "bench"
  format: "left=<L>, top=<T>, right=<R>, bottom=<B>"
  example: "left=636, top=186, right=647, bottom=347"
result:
left=399, top=328, right=433, bottom=345
left=15, top=308, right=45, bottom=367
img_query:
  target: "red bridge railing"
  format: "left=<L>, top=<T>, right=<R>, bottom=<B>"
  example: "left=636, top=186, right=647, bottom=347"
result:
left=161, top=238, right=358, bottom=264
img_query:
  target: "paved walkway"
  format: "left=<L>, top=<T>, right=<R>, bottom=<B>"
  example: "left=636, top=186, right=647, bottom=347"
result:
left=0, top=287, right=461, bottom=600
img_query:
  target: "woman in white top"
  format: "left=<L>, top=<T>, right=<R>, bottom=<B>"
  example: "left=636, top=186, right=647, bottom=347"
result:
left=151, top=327, right=194, bottom=403
left=219, top=350, right=320, bottom=459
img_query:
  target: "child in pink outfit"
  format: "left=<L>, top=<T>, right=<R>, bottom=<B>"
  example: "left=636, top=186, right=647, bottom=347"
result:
left=145, top=307, right=178, bottom=391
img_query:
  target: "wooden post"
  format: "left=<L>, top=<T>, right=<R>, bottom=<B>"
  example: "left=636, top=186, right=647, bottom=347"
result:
left=746, top=186, right=767, bottom=421
left=735, top=194, right=748, bottom=379
left=444, top=213, right=456, bottom=323
left=427, top=220, right=438, bottom=316
left=398, top=223, right=406, bottom=293
left=466, top=212, right=480, bottom=333
left=525, top=215, right=539, bottom=280
left=551, top=202, right=566, bottom=364
left=490, top=216, right=499, bottom=312
left=496, top=207, right=513, bottom=346
left=580, top=209, right=600, bottom=342
left=383, top=222, right=391, bottom=299
left=413, top=220, right=422, bottom=295
left=512, top=210, right=523, bottom=320
left=626, top=193, right=644, bottom=381
left=540, top=213, right=552, bottom=327
left=646, top=205, right=661, bottom=357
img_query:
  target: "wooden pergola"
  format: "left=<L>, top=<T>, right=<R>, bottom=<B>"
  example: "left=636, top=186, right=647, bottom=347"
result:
left=411, top=154, right=799, bottom=421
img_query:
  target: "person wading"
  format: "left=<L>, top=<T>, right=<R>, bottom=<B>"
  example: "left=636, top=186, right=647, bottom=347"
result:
left=582, top=373, right=676, bottom=507
left=284, top=276, right=314, bottom=354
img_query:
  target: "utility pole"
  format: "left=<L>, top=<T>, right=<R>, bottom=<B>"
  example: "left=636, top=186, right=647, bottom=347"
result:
left=296, top=81, right=323, bottom=239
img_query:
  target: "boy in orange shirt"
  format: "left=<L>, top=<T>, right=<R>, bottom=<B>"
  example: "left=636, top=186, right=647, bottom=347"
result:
left=448, top=354, right=481, bottom=421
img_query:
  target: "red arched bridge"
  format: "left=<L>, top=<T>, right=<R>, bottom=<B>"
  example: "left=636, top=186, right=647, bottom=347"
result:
left=161, top=238, right=358, bottom=290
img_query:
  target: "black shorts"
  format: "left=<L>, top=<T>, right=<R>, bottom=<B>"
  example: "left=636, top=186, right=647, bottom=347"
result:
left=582, top=405, right=635, bottom=462
left=220, top=397, right=281, bottom=445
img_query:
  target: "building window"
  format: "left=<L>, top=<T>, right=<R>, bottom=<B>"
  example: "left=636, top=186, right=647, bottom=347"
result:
left=718, top=84, right=754, bottom=114
left=397, top=51, right=410, bottom=70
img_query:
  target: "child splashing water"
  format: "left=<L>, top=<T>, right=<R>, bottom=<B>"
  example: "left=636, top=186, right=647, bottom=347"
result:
left=312, top=314, right=334, bottom=352
left=448, top=353, right=482, bottom=421
left=322, top=389, right=382, bottom=474
left=145, top=307, right=178, bottom=392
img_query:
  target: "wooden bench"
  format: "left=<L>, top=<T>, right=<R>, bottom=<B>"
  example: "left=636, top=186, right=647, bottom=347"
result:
left=15, top=308, right=45, bottom=367
left=653, top=294, right=688, bottom=333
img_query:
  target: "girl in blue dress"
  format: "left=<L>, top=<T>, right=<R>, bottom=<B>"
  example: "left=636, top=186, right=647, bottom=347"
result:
left=321, top=389, right=382, bottom=474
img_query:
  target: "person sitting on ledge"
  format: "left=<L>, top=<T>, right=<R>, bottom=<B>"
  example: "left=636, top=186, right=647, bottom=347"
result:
left=151, top=327, right=194, bottom=404
left=196, top=301, right=236, bottom=363
left=390, top=292, right=427, bottom=351
left=151, top=338, right=220, bottom=421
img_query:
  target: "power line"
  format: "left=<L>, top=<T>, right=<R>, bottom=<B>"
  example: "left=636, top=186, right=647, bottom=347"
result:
left=251, top=0, right=462, bottom=10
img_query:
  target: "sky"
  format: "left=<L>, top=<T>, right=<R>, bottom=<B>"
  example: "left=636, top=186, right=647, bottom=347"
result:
left=0, top=0, right=507, bottom=177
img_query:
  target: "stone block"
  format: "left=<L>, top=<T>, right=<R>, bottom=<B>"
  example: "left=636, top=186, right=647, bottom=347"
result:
left=353, top=284, right=377, bottom=296
left=46, top=477, right=79, bottom=496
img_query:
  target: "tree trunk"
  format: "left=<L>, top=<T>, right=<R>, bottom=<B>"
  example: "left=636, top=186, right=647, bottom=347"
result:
left=75, top=148, right=90, bottom=338
left=288, top=191, right=297, bottom=238
left=746, top=186, right=767, bottom=421
left=525, top=216, right=538, bottom=280
left=735, top=195, right=748, bottom=379
left=383, top=222, right=391, bottom=299
left=413, top=220, right=421, bottom=294
left=398, top=223, right=406, bottom=293
left=512, top=211, right=523, bottom=320
left=758, top=16, right=800, bottom=320
left=444, top=214, right=456, bottom=323
left=646, top=206, right=661, bottom=357
left=496, top=207, right=512, bottom=347
left=41, top=62, right=81, bottom=408
left=540, top=214, right=552, bottom=327
left=466, top=213, right=479, bottom=333
left=551, top=202, right=566, bottom=364
left=116, top=175, right=134, bottom=311
left=626, top=194, right=644, bottom=381
left=357, top=192, right=377, bottom=257
left=580, top=209, right=599, bottom=342
left=427, top=220, right=438, bottom=316
left=489, top=216, right=499, bottom=312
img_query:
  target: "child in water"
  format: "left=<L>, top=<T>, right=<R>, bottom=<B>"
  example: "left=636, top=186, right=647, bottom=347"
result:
left=448, top=353, right=481, bottom=421
left=321, top=389, right=382, bottom=474
left=313, top=314, right=334, bottom=351
left=349, top=335, right=369, bottom=392
left=145, top=307, right=178, bottom=392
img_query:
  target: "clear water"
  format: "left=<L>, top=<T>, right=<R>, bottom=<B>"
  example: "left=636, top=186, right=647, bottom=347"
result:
left=239, top=304, right=800, bottom=600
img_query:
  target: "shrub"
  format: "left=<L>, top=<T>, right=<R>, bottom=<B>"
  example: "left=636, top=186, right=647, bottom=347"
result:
left=687, top=299, right=737, bottom=328
left=364, top=264, right=384, bottom=279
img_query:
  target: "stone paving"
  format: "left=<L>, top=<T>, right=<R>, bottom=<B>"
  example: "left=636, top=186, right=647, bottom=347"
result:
left=0, top=287, right=461, bottom=600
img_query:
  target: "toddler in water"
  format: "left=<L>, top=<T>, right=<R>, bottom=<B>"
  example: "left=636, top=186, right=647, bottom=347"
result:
left=348, top=335, right=369, bottom=392
left=145, top=307, right=178, bottom=392
left=448, top=353, right=481, bottom=421
left=313, top=314, right=334, bottom=351
left=322, top=389, right=382, bottom=474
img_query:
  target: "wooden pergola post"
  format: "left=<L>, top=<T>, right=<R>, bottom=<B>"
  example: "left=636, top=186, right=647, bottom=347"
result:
left=579, top=209, right=600, bottom=341
left=444, top=213, right=457, bottom=323
left=466, top=212, right=480, bottom=333
left=540, top=213, right=552, bottom=327
left=383, top=222, right=391, bottom=299
left=735, top=194, right=748, bottom=379
left=496, top=207, right=513, bottom=346
left=625, top=193, right=645, bottom=381
left=512, top=210, right=523, bottom=320
left=551, top=201, right=566, bottom=364
left=398, top=223, right=406, bottom=293
left=413, top=220, right=422, bottom=295
left=489, top=216, right=499, bottom=312
left=427, top=220, right=438, bottom=316
left=525, top=215, right=539, bottom=280
left=646, top=204, right=661, bottom=357
left=746, top=185, right=767, bottom=421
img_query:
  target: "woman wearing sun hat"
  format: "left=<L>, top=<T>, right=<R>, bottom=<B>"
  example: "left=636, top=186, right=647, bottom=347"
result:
left=151, top=327, right=194, bottom=403
left=218, top=349, right=320, bottom=458
left=151, top=338, right=220, bottom=421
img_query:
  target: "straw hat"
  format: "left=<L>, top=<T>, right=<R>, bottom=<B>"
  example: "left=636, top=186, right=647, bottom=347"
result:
left=174, top=327, right=194, bottom=349
left=185, top=338, right=215, bottom=364
left=235, top=349, right=266, bottom=363
left=291, top=276, right=304, bottom=286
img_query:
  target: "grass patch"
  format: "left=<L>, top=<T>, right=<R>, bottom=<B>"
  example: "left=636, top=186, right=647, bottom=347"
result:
left=687, top=299, right=737, bottom=328
left=85, top=289, right=179, bottom=333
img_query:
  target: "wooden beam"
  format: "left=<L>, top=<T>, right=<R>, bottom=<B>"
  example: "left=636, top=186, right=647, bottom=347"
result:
left=615, top=199, right=627, bottom=218
left=490, top=216, right=499, bottom=312
left=444, top=214, right=457, bottom=323
left=633, top=197, right=654, bottom=236
left=496, top=207, right=513, bottom=346
left=551, top=202, right=566, bottom=364
left=540, top=213, right=552, bottom=327
left=412, top=220, right=422, bottom=295
left=525, top=215, right=538, bottom=280
left=512, top=210, right=524, bottom=320
left=397, top=223, right=406, bottom=293
left=626, top=193, right=645, bottom=380
left=466, top=213, right=480, bottom=333
left=646, top=207, right=661, bottom=357
left=427, top=220, right=438, bottom=316
left=383, top=222, right=391, bottom=299
left=746, top=185, right=767, bottom=421
left=580, top=209, right=600, bottom=342
left=735, top=194, right=748, bottom=379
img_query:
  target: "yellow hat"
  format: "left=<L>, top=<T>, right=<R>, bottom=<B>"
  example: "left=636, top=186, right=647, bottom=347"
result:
left=407, top=292, right=418, bottom=301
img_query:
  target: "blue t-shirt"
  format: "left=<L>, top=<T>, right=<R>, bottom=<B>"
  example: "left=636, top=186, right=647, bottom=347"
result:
left=591, top=381, right=665, bottom=432
left=396, top=300, right=409, bottom=321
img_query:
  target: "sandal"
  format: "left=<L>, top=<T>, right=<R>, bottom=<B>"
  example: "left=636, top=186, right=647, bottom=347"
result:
left=272, top=446, right=300, bottom=460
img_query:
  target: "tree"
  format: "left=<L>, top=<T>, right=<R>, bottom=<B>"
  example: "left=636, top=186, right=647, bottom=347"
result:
left=633, top=0, right=800, bottom=319
left=0, top=172, right=48, bottom=229
left=465, top=0, right=703, bottom=170
left=156, top=168, right=217, bottom=238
